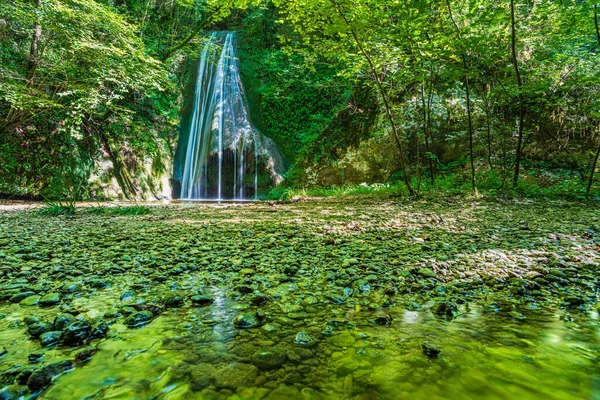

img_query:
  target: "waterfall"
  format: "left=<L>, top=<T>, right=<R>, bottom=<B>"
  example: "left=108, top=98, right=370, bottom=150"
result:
left=172, top=32, right=282, bottom=200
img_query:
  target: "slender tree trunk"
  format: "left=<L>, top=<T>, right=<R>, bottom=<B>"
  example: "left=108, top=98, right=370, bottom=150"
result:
left=446, top=0, right=476, bottom=192
left=421, top=83, right=435, bottom=184
left=510, top=0, right=525, bottom=188
left=330, top=0, right=414, bottom=196
left=587, top=143, right=600, bottom=195
left=587, top=4, right=600, bottom=195
left=463, top=55, right=476, bottom=192
left=483, top=88, right=493, bottom=170
left=27, top=0, right=42, bottom=84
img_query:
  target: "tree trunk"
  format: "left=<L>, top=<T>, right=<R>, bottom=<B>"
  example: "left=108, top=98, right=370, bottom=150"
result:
left=420, top=83, right=435, bottom=184
left=510, top=0, right=525, bottom=188
left=587, top=144, right=600, bottom=195
left=27, top=0, right=42, bottom=84
left=445, top=0, right=476, bottom=192
left=96, top=129, right=138, bottom=199
left=483, top=85, right=493, bottom=170
left=330, top=0, right=414, bottom=196
left=463, top=55, right=476, bottom=192
left=587, top=4, right=600, bottom=195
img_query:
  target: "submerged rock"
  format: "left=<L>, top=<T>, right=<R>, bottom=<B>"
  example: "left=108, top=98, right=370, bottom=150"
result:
left=431, top=301, right=459, bottom=318
left=233, top=311, right=263, bottom=328
left=191, top=294, right=214, bottom=306
left=125, top=311, right=154, bottom=328
left=421, top=342, right=441, bottom=359
left=295, top=332, right=316, bottom=347
left=214, top=363, right=258, bottom=389
left=252, top=348, right=287, bottom=369
left=27, top=360, right=72, bottom=390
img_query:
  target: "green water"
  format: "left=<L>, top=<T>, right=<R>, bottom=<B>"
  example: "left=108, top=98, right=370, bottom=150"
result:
left=1, top=290, right=598, bottom=399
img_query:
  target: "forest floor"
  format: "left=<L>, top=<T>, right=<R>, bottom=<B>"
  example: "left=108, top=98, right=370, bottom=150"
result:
left=0, top=198, right=598, bottom=399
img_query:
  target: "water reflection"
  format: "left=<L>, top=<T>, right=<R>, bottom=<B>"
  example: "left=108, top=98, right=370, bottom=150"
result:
left=1, top=296, right=598, bottom=399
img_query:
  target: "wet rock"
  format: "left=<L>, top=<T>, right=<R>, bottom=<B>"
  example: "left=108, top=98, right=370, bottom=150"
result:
left=265, top=384, right=300, bottom=399
left=19, top=295, right=41, bottom=306
left=61, top=320, right=91, bottom=345
left=188, top=363, right=217, bottom=391
left=213, top=363, right=258, bottom=389
left=417, top=268, right=436, bottom=279
left=252, top=348, right=287, bottom=369
left=23, top=314, right=42, bottom=326
left=28, top=353, right=44, bottom=364
left=421, top=342, right=441, bottom=359
left=60, top=282, right=81, bottom=294
left=90, top=321, right=109, bottom=339
left=125, top=311, right=154, bottom=328
left=38, top=293, right=61, bottom=306
left=370, top=312, right=392, bottom=326
left=295, top=332, right=316, bottom=347
left=163, top=294, right=184, bottom=308
left=405, top=301, right=421, bottom=311
left=9, top=291, right=36, bottom=303
left=39, top=331, right=62, bottom=347
left=27, top=360, right=72, bottom=390
left=27, top=321, right=53, bottom=338
left=234, top=285, right=254, bottom=294
left=431, top=301, right=459, bottom=318
left=247, top=292, right=269, bottom=305
left=233, top=311, right=263, bottom=328
left=563, top=295, right=585, bottom=307
left=190, top=294, right=214, bottom=306
left=330, top=332, right=355, bottom=348
left=120, top=290, right=135, bottom=302
left=53, top=313, right=75, bottom=331
left=0, top=385, right=26, bottom=400
left=74, top=348, right=99, bottom=365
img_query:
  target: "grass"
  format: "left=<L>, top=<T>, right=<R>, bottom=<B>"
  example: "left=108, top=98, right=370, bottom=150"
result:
left=36, top=202, right=151, bottom=217
left=85, top=205, right=151, bottom=216
left=268, top=169, right=600, bottom=202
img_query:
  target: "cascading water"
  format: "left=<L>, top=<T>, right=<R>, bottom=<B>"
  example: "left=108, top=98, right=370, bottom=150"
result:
left=172, top=32, right=283, bottom=200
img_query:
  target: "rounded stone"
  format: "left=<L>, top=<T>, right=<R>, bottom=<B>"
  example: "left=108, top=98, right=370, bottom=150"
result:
left=39, top=331, right=62, bottom=347
left=295, top=332, right=316, bottom=347
left=19, top=296, right=41, bottom=306
left=38, top=293, right=61, bottom=306
left=213, top=363, right=258, bottom=389
left=252, top=348, right=287, bottom=369
left=125, top=311, right=154, bottom=328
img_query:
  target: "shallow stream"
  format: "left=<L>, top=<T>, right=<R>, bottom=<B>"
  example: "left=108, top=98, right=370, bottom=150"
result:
left=1, top=289, right=598, bottom=400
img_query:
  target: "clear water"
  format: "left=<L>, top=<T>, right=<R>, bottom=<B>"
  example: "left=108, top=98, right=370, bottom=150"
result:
left=1, top=292, right=598, bottom=399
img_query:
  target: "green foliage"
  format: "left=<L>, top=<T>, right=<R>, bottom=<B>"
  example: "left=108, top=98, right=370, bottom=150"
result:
left=36, top=200, right=77, bottom=216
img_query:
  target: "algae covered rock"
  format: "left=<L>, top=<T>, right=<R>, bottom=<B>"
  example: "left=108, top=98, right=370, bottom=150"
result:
left=252, top=348, right=287, bottom=369
left=38, top=293, right=61, bottom=306
left=125, top=311, right=154, bottom=328
left=213, top=363, right=258, bottom=389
